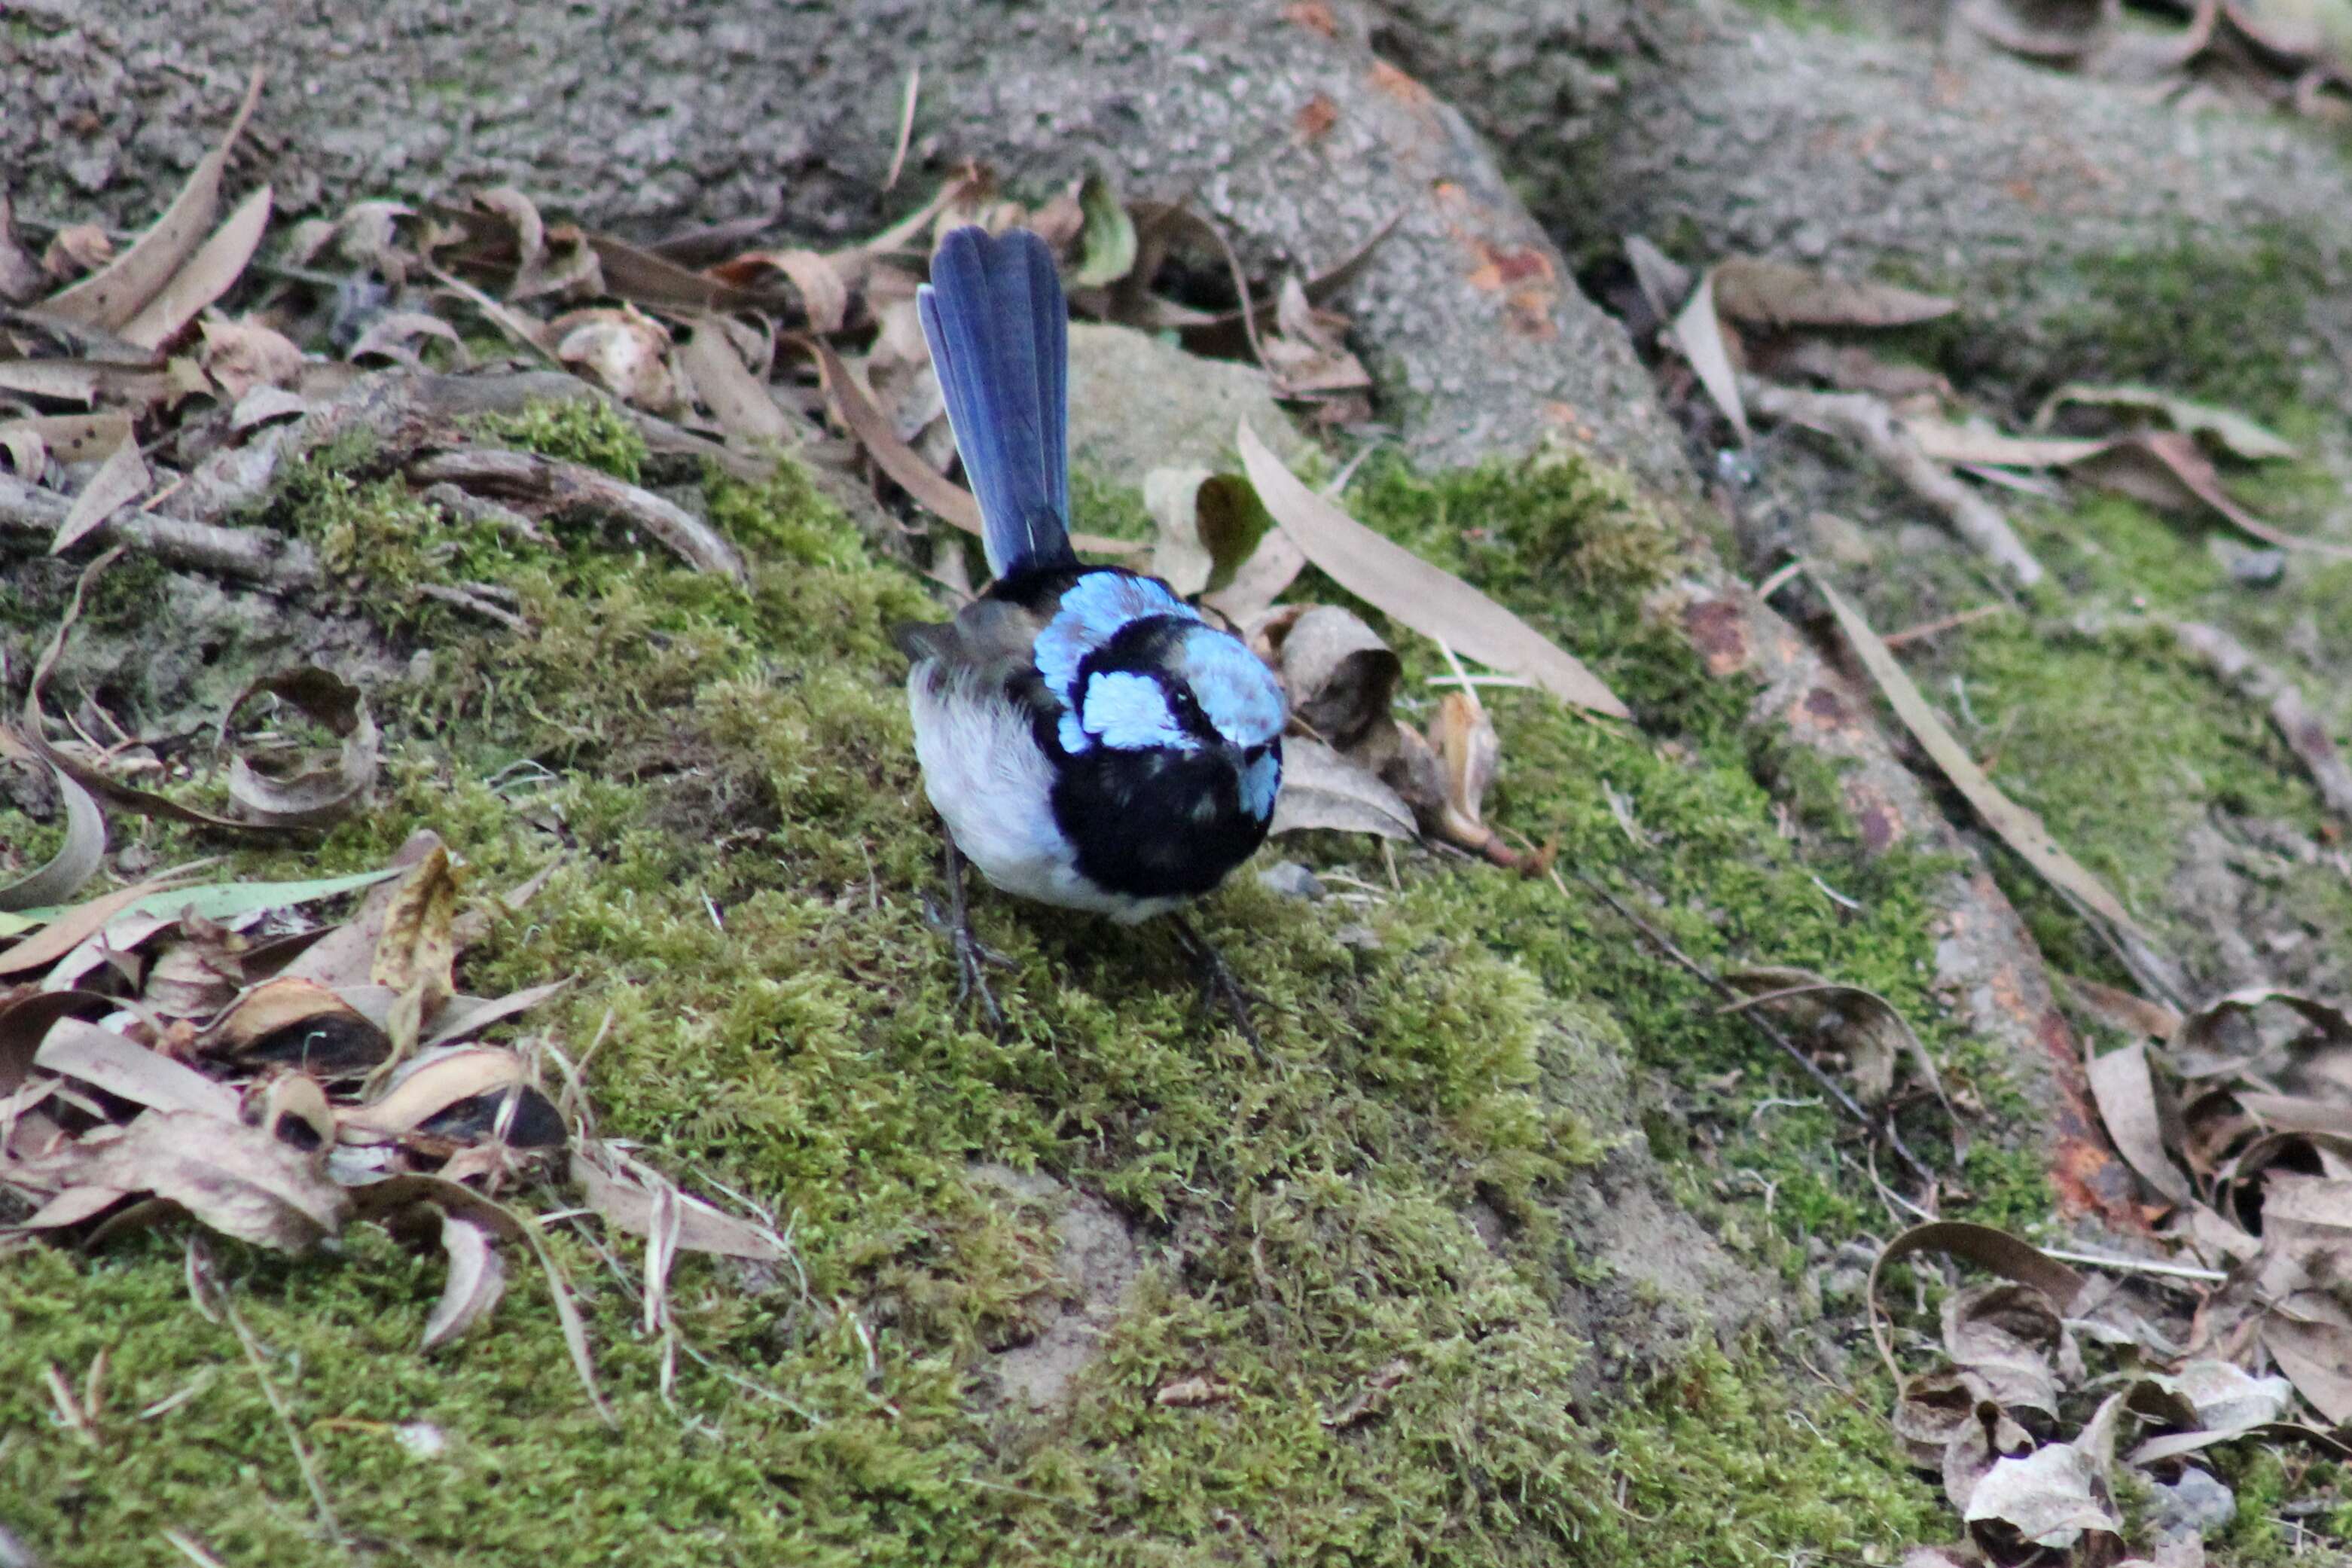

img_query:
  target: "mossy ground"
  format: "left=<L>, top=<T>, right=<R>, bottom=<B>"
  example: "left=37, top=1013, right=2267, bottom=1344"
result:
left=0, top=410, right=2062, bottom=1565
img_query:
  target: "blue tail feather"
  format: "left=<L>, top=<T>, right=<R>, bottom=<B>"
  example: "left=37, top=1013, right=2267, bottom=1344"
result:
left=917, top=226, right=1073, bottom=578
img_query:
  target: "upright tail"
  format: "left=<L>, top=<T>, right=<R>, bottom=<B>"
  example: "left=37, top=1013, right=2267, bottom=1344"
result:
left=918, top=225, right=1074, bottom=580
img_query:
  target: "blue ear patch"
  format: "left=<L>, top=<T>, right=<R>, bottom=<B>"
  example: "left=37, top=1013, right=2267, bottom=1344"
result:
left=1075, top=670, right=1195, bottom=752
left=1178, top=628, right=1286, bottom=746
left=1033, top=575, right=1195, bottom=709
left=1240, top=749, right=1281, bottom=822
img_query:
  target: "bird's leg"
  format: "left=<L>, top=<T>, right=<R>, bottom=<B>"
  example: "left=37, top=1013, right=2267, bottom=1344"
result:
left=924, top=837, right=1014, bottom=1030
left=1169, top=913, right=1260, bottom=1048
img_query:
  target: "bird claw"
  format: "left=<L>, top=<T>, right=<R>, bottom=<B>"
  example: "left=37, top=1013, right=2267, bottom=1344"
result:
left=927, top=842, right=1014, bottom=1032
left=1170, top=914, right=1261, bottom=1048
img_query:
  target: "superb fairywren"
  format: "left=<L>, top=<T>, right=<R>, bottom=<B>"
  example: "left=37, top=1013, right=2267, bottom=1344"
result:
left=895, top=225, right=1287, bottom=1027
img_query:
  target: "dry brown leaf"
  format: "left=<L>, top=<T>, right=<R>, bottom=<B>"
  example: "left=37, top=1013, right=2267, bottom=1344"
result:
left=2141, top=1361, right=2294, bottom=1434
left=2073, top=432, right=2340, bottom=555
left=1958, top=0, right=2112, bottom=58
left=198, top=316, right=306, bottom=399
left=1255, top=605, right=1401, bottom=751
left=44, top=70, right=264, bottom=332
left=1893, top=1366, right=1993, bottom=1469
left=365, top=844, right=457, bottom=1013
left=0, top=413, right=133, bottom=466
left=1711, top=256, right=1956, bottom=328
left=49, top=435, right=151, bottom=557
left=8, top=1107, right=348, bottom=1253
left=421, top=979, right=571, bottom=1050
left=33, top=1019, right=242, bottom=1119
left=0, top=866, right=200, bottom=981
left=119, top=185, right=274, bottom=352
left=1238, top=422, right=1629, bottom=718
left=0, top=192, right=44, bottom=304
left=1428, top=691, right=1499, bottom=843
left=2033, top=383, right=2296, bottom=462
left=1670, top=265, right=1750, bottom=444
left=677, top=315, right=795, bottom=446
left=807, top=334, right=1135, bottom=558
left=712, top=249, right=849, bottom=333
left=41, top=224, right=114, bottom=283
left=1268, top=735, right=1417, bottom=840
left=340, top=1048, right=527, bottom=1137
left=0, top=423, right=46, bottom=478
left=470, top=188, right=548, bottom=291
left=343, top=310, right=465, bottom=372
left=2262, top=1295, right=2352, bottom=1425
left=1869, top=1222, right=2085, bottom=1383
left=1963, top=1417, right=2123, bottom=1551
left=1722, top=967, right=1942, bottom=1110
left=1942, top=1282, right=2063, bottom=1418
left=278, top=833, right=448, bottom=993
left=2167, top=988, right=2352, bottom=1079
left=208, top=976, right=392, bottom=1077
left=142, top=940, right=245, bottom=1019
left=581, top=233, right=749, bottom=315
left=550, top=306, right=683, bottom=415
left=1904, top=418, right=2109, bottom=470
left=421, top=1212, right=506, bottom=1350
left=1809, top=569, right=2174, bottom=993
left=1941, top=1399, right=2034, bottom=1515
left=1261, top=274, right=1371, bottom=398
left=2064, top=974, right=2183, bottom=1040
left=571, top=1154, right=786, bottom=1260
left=0, top=361, right=175, bottom=408
left=2085, top=1041, right=2194, bottom=1206
left=250, top=1070, right=337, bottom=1152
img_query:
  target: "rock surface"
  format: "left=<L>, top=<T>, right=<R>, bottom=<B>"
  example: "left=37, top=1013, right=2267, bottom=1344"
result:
left=2, top=0, right=1688, bottom=481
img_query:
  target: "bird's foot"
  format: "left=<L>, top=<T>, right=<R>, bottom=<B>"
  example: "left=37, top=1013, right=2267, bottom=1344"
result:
left=927, top=841, right=1016, bottom=1031
left=1170, top=914, right=1261, bottom=1048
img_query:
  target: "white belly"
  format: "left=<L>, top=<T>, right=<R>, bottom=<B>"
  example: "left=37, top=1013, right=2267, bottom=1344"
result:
left=907, top=662, right=1184, bottom=923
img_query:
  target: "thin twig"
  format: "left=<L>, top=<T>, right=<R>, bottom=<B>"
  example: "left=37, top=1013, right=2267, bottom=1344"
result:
left=1575, top=871, right=1939, bottom=1188
left=883, top=66, right=921, bottom=191
left=188, top=1239, right=346, bottom=1550
left=1881, top=602, right=2009, bottom=649
left=1746, top=380, right=2045, bottom=588
left=2036, top=1246, right=2228, bottom=1283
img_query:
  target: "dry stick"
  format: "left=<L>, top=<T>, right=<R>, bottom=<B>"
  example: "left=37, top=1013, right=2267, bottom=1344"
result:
left=2165, top=617, right=2352, bottom=822
left=187, top=1240, right=346, bottom=1551
left=1881, top=602, right=2009, bottom=649
left=1745, top=380, right=2045, bottom=589
left=0, top=472, right=317, bottom=587
left=1576, top=872, right=1939, bottom=1189
left=407, top=447, right=746, bottom=582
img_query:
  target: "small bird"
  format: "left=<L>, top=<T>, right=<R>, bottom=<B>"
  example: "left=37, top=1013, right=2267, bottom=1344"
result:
left=895, top=224, right=1286, bottom=1028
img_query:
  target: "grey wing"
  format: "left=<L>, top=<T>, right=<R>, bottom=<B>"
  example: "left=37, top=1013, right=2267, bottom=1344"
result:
left=898, top=599, right=1055, bottom=689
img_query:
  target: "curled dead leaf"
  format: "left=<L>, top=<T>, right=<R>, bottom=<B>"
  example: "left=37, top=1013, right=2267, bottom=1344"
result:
left=0, top=750, right=105, bottom=913
left=1256, top=605, right=1402, bottom=751
left=220, top=667, right=380, bottom=829
left=550, top=305, right=684, bottom=415
left=421, top=1212, right=506, bottom=1350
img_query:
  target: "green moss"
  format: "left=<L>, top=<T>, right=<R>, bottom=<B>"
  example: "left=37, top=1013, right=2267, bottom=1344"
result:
left=2, top=435, right=1998, bottom=1564
left=2046, top=233, right=2328, bottom=417
left=474, top=397, right=649, bottom=484
left=1859, top=489, right=2352, bottom=987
